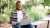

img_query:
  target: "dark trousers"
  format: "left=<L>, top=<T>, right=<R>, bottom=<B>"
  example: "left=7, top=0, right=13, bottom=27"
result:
left=12, top=24, right=32, bottom=28
left=34, top=25, right=37, bottom=28
left=21, top=24, right=32, bottom=28
left=12, top=23, right=20, bottom=28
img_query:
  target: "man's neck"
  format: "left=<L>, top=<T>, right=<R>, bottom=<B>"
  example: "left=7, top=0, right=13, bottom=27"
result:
left=16, top=10, right=22, bottom=11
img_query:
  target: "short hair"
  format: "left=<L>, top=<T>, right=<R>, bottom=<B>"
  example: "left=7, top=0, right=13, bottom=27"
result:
left=16, top=1, right=21, bottom=10
left=16, top=1, right=21, bottom=4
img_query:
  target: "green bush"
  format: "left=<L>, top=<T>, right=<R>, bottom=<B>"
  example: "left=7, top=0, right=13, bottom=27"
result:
left=0, top=0, right=16, bottom=22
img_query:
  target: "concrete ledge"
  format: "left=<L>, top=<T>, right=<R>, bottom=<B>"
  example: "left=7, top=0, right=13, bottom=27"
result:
left=31, top=20, right=48, bottom=28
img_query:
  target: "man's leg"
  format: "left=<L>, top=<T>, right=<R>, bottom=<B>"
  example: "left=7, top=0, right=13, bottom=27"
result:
left=21, top=24, right=32, bottom=28
left=12, top=23, right=20, bottom=28
left=16, top=23, right=20, bottom=28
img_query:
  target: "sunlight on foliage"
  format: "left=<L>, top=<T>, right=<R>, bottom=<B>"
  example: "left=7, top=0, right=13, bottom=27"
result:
left=0, top=0, right=49, bottom=22
left=0, top=0, right=16, bottom=22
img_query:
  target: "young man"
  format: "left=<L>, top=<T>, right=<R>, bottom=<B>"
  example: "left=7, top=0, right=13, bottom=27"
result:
left=11, top=1, right=22, bottom=28
left=11, top=0, right=32, bottom=28
left=16, top=1, right=32, bottom=28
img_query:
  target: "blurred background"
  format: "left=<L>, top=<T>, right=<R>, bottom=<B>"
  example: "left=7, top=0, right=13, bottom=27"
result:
left=0, top=0, right=50, bottom=28
left=0, top=0, right=50, bottom=25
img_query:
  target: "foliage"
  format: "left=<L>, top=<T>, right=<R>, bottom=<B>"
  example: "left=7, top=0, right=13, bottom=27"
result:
left=24, top=1, right=42, bottom=21
left=44, top=0, right=50, bottom=6
left=0, top=0, right=16, bottom=22
left=24, top=0, right=48, bottom=21
left=0, top=0, right=49, bottom=22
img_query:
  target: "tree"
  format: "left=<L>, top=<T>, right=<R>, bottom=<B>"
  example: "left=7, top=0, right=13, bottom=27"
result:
left=0, top=0, right=16, bottom=22
left=23, top=0, right=43, bottom=22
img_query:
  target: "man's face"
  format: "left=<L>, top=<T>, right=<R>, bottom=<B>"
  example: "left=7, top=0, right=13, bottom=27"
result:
left=16, top=2, right=22, bottom=10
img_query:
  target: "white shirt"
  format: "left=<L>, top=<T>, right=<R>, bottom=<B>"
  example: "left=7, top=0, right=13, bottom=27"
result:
left=17, top=10, right=31, bottom=25
left=17, top=11, right=23, bottom=22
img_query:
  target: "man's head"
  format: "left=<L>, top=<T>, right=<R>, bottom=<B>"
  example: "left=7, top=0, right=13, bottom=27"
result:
left=16, top=1, right=22, bottom=10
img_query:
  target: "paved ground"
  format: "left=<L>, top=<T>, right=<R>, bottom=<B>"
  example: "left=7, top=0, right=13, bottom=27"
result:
left=0, top=23, right=12, bottom=28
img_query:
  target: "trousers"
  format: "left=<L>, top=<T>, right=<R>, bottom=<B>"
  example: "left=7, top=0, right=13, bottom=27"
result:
left=21, top=24, right=32, bottom=28
left=12, top=23, right=20, bottom=28
left=12, top=23, right=32, bottom=28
